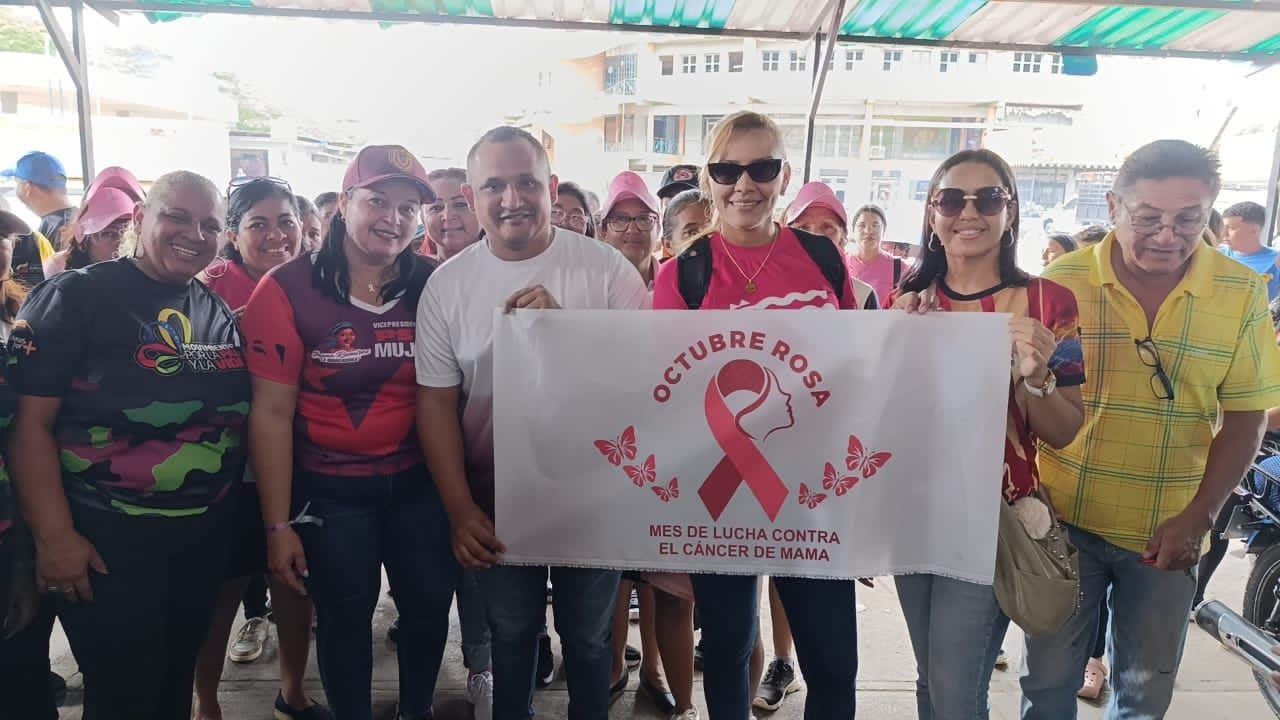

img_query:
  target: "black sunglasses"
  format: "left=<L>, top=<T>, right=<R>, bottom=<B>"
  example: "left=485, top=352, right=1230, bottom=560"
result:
left=228, top=175, right=292, bottom=197
left=707, top=159, right=784, bottom=186
left=931, top=187, right=1012, bottom=218
left=1135, top=337, right=1175, bottom=401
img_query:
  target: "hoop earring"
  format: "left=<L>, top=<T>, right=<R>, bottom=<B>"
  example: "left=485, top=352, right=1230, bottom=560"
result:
left=928, top=233, right=942, bottom=252
left=1003, top=229, right=1015, bottom=247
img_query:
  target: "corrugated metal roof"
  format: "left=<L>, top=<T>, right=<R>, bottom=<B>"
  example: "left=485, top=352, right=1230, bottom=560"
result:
left=25, top=0, right=1279, bottom=58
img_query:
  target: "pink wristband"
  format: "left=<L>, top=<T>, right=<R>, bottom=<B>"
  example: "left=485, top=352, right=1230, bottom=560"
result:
left=265, top=521, right=291, bottom=533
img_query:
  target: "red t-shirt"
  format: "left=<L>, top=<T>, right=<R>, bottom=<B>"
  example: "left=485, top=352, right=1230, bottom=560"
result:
left=202, top=258, right=259, bottom=312
left=653, top=226, right=859, bottom=311
left=242, top=256, right=426, bottom=477
left=935, top=277, right=1085, bottom=502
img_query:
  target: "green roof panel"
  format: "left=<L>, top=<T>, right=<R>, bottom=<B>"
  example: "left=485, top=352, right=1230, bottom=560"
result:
left=1246, top=33, right=1280, bottom=54
left=1056, top=7, right=1226, bottom=50
left=840, top=0, right=989, bottom=40
left=610, top=0, right=735, bottom=29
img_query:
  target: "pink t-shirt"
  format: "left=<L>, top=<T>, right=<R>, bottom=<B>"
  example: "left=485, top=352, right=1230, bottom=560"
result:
left=653, top=226, right=858, bottom=311
left=847, top=251, right=901, bottom=306
left=201, top=258, right=259, bottom=311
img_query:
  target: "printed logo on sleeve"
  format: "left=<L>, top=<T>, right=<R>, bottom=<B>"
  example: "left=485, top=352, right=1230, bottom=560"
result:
left=135, top=309, right=244, bottom=375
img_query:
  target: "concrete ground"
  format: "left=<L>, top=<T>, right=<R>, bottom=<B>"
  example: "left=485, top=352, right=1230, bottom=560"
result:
left=48, top=549, right=1273, bottom=719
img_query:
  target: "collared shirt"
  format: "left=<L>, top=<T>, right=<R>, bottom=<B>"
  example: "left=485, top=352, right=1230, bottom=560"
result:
left=1222, top=245, right=1280, bottom=301
left=1040, top=233, right=1280, bottom=553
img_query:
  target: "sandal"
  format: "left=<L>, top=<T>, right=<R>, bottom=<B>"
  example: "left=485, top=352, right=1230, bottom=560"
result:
left=1077, top=657, right=1107, bottom=701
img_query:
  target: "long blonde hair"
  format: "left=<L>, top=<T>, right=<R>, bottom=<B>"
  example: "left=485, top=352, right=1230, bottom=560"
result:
left=678, top=111, right=787, bottom=255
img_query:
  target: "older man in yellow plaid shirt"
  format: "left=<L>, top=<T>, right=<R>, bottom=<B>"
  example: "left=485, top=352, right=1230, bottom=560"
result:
left=1022, top=140, right=1280, bottom=720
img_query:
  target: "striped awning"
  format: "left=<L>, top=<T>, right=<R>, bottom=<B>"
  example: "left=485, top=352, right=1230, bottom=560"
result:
left=27, top=0, right=1280, bottom=59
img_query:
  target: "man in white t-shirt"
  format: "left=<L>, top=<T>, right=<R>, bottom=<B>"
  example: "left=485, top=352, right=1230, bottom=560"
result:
left=416, top=126, right=648, bottom=719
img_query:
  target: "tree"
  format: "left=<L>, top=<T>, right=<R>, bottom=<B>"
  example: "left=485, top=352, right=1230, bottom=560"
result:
left=0, top=9, right=46, bottom=54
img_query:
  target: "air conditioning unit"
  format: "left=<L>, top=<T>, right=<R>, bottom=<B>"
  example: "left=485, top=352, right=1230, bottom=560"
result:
left=868, top=146, right=886, bottom=159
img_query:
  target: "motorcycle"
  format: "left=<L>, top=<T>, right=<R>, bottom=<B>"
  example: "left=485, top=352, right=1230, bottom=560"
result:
left=1212, top=436, right=1280, bottom=715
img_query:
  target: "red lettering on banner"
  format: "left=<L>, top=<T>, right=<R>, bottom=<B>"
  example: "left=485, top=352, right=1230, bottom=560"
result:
left=709, top=334, right=727, bottom=353
left=664, top=367, right=682, bottom=384
left=771, top=340, right=790, bottom=362
left=748, top=332, right=766, bottom=351
left=674, top=352, right=692, bottom=371
left=729, top=331, right=746, bottom=349
left=649, top=524, right=681, bottom=538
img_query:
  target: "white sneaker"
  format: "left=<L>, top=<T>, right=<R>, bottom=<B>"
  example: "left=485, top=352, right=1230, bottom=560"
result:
left=229, top=617, right=269, bottom=663
left=670, top=711, right=699, bottom=720
left=467, top=671, right=494, bottom=720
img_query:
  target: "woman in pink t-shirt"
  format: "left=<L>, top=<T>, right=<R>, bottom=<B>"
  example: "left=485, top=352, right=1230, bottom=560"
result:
left=652, top=111, right=858, bottom=719
left=846, top=204, right=906, bottom=303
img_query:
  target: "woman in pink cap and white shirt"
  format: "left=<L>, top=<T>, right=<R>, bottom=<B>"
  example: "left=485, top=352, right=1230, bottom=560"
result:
left=784, top=182, right=879, bottom=310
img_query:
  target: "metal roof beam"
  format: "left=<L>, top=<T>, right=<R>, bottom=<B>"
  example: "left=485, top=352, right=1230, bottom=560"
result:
left=804, top=0, right=846, bottom=184
left=1005, top=0, right=1280, bottom=13
left=31, top=0, right=94, bottom=180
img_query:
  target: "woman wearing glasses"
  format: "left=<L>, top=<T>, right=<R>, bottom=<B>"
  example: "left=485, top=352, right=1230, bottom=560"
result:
left=193, top=177, right=329, bottom=720
left=892, top=149, right=1086, bottom=720
left=41, top=188, right=134, bottom=277
left=551, top=181, right=595, bottom=238
left=653, top=111, right=859, bottom=720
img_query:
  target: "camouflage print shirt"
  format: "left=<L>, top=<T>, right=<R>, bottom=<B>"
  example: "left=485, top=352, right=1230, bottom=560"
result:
left=8, top=259, right=250, bottom=516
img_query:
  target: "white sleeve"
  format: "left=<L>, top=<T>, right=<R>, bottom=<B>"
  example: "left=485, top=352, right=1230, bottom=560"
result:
left=608, top=251, right=651, bottom=310
left=415, top=272, right=462, bottom=388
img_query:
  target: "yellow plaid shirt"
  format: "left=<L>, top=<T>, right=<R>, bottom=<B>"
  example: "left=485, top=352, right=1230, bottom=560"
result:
left=1040, top=233, right=1280, bottom=553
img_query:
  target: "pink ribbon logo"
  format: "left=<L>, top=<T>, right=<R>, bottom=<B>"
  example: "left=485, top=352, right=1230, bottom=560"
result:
left=700, top=359, right=793, bottom=522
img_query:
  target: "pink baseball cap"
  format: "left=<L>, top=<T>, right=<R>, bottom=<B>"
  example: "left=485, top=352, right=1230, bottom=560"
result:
left=342, top=145, right=435, bottom=203
left=74, top=187, right=134, bottom=240
left=785, top=181, right=848, bottom=227
left=600, top=171, right=659, bottom=220
left=85, top=166, right=145, bottom=205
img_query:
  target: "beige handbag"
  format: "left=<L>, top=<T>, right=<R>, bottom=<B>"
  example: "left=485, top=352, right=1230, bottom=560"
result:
left=994, top=488, right=1081, bottom=637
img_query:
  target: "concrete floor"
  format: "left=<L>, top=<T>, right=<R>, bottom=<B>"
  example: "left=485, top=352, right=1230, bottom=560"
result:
left=48, top=549, right=1274, bottom=719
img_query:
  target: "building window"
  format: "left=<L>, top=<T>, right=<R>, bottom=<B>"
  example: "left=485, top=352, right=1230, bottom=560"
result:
left=818, top=170, right=849, bottom=202
left=654, top=115, right=680, bottom=154
left=0, top=91, right=16, bottom=114
left=762, top=50, right=780, bottom=72
left=815, top=125, right=861, bottom=158
left=911, top=50, right=931, bottom=65
left=604, top=53, right=638, bottom=95
left=969, top=51, right=987, bottom=65
left=1050, top=54, right=1062, bottom=74
left=1013, top=52, right=1043, bottom=73
left=939, top=51, right=959, bottom=72
left=789, top=50, right=807, bottom=72
left=705, top=53, right=720, bottom=73
left=882, top=50, right=902, bottom=71
left=681, top=55, right=697, bottom=74
left=660, top=55, right=674, bottom=76
left=844, top=48, right=864, bottom=70
left=230, top=149, right=270, bottom=179
left=604, top=114, right=637, bottom=152
left=728, top=51, right=744, bottom=72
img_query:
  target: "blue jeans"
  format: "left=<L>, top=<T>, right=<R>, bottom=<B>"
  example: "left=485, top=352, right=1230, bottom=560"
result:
left=895, top=574, right=1010, bottom=720
left=692, top=574, right=858, bottom=719
left=478, top=564, right=620, bottom=720
left=1021, top=525, right=1197, bottom=720
left=294, top=468, right=459, bottom=720
left=458, top=568, right=492, bottom=672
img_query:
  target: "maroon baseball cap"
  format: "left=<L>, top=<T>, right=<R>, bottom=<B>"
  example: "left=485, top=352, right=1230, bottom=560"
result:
left=342, top=145, right=435, bottom=203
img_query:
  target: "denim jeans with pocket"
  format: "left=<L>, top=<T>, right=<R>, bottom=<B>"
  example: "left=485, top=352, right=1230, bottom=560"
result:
left=895, top=573, right=1010, bottom=720
left=1020, top=524, right=1197, bottom=720
left=477, top=564, right=620, bottom=720
left=294, top=467, right=460, bottom=720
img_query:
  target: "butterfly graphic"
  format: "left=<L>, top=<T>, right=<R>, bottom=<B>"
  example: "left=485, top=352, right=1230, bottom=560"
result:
left=652, top=477, right=680, bottom=502
left=624, top=454, right=657, bottom=487
left=798, top=482, right=827, bottom=509
left=822, top=462, right=858, bottom=496
left=846, top=435, right=893, bottom=479
left=594, top=426, right=638, bottom=467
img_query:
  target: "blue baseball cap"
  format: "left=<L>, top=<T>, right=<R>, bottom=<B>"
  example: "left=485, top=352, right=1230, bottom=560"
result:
left=1, top=152, right=68, bottom=189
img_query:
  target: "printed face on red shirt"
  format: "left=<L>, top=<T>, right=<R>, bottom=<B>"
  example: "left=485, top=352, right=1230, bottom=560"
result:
left=229, top=195, right=302, bottom=279
left=709, top=128, right=790, bottom=234
left=338, top=181, right=423, bottom=263
left=930, top=161, right=1015, bottom=264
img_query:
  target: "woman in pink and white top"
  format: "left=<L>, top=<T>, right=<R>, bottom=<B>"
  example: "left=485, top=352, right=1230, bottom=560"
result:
left=846, top=203, right=905, bottom=303
left=652, top=111, right=858, bottom=720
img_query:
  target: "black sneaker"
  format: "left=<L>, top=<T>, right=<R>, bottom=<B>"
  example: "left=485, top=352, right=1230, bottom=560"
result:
left=50, top=672, right=67, bottom=707
left=274, top=692, right=335, bottom=720
left=536, top=633, right=555, bottom=688
left=752, top=658, right=803, bottom=711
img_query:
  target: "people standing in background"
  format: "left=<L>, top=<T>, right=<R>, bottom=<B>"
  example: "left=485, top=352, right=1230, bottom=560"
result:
left=656, top=165, right=700, bottom=217
left=660, top=189, right=711, bottom=260
left=551, top=181, right=595, bottom=239
left=424, top=168, right=482, bottom=262
left=42, top=188, right=133, bottom=277
left=1220, top=201, right=1278, bottom=300
left=297, top=196, right=324, bottom=253
left=314, top=192, right=340, bottom=245
left=785, top=182, right=879, bottom=310
left=845, top=203, right=905, bottom=302
left=1042, top=232, right=1078, bottom=269
left=2, top=152, right=75, bottom=250
left=1074, top=225, right=1108, bottom=249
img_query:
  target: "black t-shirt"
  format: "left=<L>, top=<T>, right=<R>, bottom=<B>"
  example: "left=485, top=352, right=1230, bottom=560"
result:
left=0, top=339, right=14, bottom=547
left=8, top=259, right=250, bottom=516
left=38, top=207, right=74, bottom=252
left=11, top=233, right=46, bottom=289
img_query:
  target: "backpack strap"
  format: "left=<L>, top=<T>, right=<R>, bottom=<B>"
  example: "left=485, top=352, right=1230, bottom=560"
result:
left=676, top=236, right=713, bottom=310
left=792, top=228, right=849, bottom=305
left=893, top=256, right=903, bottom=285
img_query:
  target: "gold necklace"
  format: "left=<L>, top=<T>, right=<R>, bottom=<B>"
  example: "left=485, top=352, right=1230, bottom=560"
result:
left=719, top=232, right=778, bottom=294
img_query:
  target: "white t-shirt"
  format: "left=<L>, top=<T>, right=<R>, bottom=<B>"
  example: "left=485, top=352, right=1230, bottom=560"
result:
left=416, top=227, right=649, bottom=513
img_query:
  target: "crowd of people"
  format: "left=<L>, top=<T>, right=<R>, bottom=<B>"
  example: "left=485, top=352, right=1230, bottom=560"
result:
left=0, top=110, right=1277, bottom=720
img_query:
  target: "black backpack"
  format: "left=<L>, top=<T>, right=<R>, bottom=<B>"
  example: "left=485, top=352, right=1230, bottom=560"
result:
left=676, top=228, right=848, bottom=309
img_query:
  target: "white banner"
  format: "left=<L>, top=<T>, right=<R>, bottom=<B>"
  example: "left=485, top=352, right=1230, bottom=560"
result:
left=494, top=310, right=1010, bottom=584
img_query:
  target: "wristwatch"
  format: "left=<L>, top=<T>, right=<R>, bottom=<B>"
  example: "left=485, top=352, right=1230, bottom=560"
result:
left=1024, top=371, right=1058, bottom=398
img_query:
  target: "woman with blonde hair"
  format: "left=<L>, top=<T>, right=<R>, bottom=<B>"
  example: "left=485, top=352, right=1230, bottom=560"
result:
left=652, top=111, right=859, bottom=719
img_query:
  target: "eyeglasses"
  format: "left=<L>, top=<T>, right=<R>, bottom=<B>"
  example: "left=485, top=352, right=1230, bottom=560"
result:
left=551, top=208, right=589, bottom=229
left=605, top=214, right=657, bottom=233
left=706, top=159, right=784, bottom=186
left=228, top=176, right=292, bottom=197
left=1135, top=337, right=1175, bottom=401
left=1124, top=205, right=1207, bottom=239
left=930, top=187, right=1013, bottom=218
